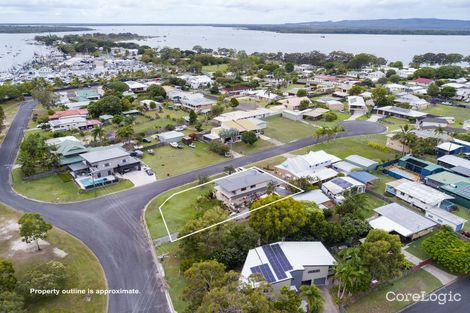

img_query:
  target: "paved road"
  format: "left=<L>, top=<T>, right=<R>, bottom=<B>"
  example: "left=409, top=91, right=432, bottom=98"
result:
left=402, top=276, right=470, bottom=313
left=0, top=99, right=385, bottom=313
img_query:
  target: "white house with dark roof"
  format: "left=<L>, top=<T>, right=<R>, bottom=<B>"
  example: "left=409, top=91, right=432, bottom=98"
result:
left=240, top=241, right=335, bottom=294
left=369, top=203, right=436, bottom=240
left=321, top=176, right=366, bottom=204
left=347, top=96, right=367, bottom=113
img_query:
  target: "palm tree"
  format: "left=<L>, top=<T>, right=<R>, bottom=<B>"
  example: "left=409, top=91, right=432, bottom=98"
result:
left=300, top=285, right=324, bottom=313
left=393, top=124, right=416, bottom=154
left=91, top=125, right=104, bottom=143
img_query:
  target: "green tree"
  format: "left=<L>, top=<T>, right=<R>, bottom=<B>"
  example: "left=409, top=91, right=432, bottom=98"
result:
left=285, top=63, right=294, bottom=73
left=229, top=97, right=239, bottom=108
left=147, top=85, right=167, bottom=100
left=18, top=213, right=52, bottom=251
left=250, top=196, right=308, bottom=243
left=105, top=81, right=129, bottom=93
left=31, top=86, right=55, bottom=108
left=17, top=261, right=66, bottom=301
left=393, top=124, right=417, bottom=154
left=422, top=228, right=470, bottom=275
left=300, top=285, right=324, bottom=313
left=335, top=247, right=371, bottom=299
left=440, top=86, right=457, bottom=99
left=372, top=86, right=395, bottom=107
left=183, top=260, right=237, bottom=311
left=116, top=125, right=134, bottom=142
left=336, top=193, right=369, bottom=216
left=241, top=131, right=258, bottom=145
left=296, top=89, right=307, bottom=97
left=0, top=291, right=25, bottom=313
left=323, top=112, right=338, bottom=122
left=273, top=287, right=303, bottom=313
left=298, top=99, right=310, bottom=111
left=413, top=67, right=437, bottom=79
left=360, top=229, right=404, bottom=281
left=348, top=84, right=364, bottom=96
left=427, top=83, right=440, bottom=97
left=87, top=95, right=123, bottom=118
left=0, top=260, right=16, bottom=292
left=189, top=109, right=198, bottom=124
left=91, top=125, right=104, bottom=142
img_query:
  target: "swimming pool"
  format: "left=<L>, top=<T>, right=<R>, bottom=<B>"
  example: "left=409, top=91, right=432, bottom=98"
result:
left=77, top=177, right=108, bottom=188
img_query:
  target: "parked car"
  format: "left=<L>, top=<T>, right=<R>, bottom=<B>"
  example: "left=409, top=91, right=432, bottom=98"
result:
left=143, top=137, right=152, bottom=143
left=130, top=150, right=144, bottom=158
left=145, top=169, right=154, bottom=176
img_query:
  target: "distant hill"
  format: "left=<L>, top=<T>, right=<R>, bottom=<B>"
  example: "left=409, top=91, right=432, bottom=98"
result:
left=242, top=18, right=470, bottom=35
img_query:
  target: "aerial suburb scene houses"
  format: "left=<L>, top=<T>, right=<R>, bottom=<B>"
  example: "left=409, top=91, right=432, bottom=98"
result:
left=1, top=2, right=470, bottom=313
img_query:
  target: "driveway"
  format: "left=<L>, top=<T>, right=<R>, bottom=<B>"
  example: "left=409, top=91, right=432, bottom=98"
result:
left=117, top=168, right=156, bottom=186
left=0, top=99, right=386, bottom=313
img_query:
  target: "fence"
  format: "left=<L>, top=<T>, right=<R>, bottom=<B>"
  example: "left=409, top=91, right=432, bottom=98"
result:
left=22, top=168, right=61, bottom=181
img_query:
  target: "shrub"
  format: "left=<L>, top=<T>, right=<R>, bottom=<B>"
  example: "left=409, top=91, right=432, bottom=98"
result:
left=323, top=112, right=338, bottom=122
left=208, top=141, right=229, bottom=156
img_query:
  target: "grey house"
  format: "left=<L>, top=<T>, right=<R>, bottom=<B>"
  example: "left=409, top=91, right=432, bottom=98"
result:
left=215, top=169, right=278, bottom=208
left=79, top=147, right=141, bottom=178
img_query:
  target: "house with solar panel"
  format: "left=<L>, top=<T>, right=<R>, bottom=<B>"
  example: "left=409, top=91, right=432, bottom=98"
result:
left=321, top=176, right=366, bottom=204
left=240, top=241, right=336, bottom=294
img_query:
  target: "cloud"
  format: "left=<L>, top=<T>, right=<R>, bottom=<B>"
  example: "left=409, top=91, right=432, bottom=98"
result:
left=0, top=0, right=469, bottom=23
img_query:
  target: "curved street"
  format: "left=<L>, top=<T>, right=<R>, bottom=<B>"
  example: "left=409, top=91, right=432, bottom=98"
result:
left=0, top=99, right=386, bottom=313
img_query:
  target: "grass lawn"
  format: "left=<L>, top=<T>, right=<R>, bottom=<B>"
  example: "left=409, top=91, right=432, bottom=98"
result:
left=405, top=234, right=433, bottom=260
left=12, top=169, right=134, bottom=203
left=278, top=83, right=306, bottom=93
left=452, top=206, right=470, bottom=231
left=201, top=64, right=228, bottom=73
left=28, top=104, right=49, bottom=129
left=423, top=104, right=470, bottom=125
left=381, top=117, right=412, bottom=133
left=145, top=182, right=214, bottom=239
left=263, top=116, right=316, bottom=143
left=142, top=143, right=226, bottom=179
left=360, top=193, right=388, bottom=219
left=0, top=204, right=107, bottom=313
left=155, top=242, right=187, bottom=312
left=232, top=139, right=275, bottom=155
left=347, top=269, right=442, bottom=313
left=295, top=134, right=399, bottom=163
left=0, top=100, right=21, bottom=144
left=370, top=172, right=396, bottom=194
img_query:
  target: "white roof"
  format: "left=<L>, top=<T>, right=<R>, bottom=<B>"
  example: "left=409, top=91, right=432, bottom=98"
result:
left=333, top=161, right=359, bottom=173
left=426, top=207, right=467, bottom=225
left=158, top=131, right=185, bottom=140
left=45, top=136, right=81, bottom=146
left=241, top=241, right=335, bottom=285
left=370, top=203, right=437, bottom=237
left=214, top=108, right=273, bottom=123
left=377, top=106, right=427, bottom=118
left=437, top=142, right=463, bottom=152
left=347, top=96, right=366, bottom=107
left=345, top=155, right=378, bottom=168
left=438, top=155, right=470, bottom=169
left=275, top=150, right=341, bottom=178
left=125, top=81, right=147, bottom=89
left=293, top=189, right=331, bottom=205
left=391, top=180, right=454, bottom=205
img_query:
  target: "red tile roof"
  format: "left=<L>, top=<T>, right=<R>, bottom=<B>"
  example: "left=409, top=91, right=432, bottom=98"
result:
left=49, top=109, right=88, bottom=120
left=415, top=78, right=434, bottom=84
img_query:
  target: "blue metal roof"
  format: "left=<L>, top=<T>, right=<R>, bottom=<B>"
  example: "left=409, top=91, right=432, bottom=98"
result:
left=347, top=171, right=378, bottom=184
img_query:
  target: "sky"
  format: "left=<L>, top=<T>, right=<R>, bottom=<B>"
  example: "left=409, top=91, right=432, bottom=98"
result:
left=1, top=0, right=470, bottom=24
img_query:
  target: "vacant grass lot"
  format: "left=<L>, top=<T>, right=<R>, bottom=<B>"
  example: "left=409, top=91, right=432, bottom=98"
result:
left=201, top=64, right=228, bottom=73
left=263, top=116, right=316, bottom=143
left=347, top=269, right=442, bottom=313
left=12, top=169, right=134, bottom=203
left=381, top=117, right=412, bottom=132
left=232, top=139, right=275, bottom=155
left=145, top=182, right=213, bottom=239
left=423, top=104, right=470, bottom=125
left=0, top=204, right=107, bottom=313
left=142, top=143, right=226, bottom=179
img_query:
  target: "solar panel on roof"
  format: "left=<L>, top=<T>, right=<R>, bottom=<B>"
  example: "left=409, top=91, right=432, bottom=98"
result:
left=272, top=244, right=293, bottom=271
left=332, top=178, right=352, bottom=189
left=262, top=245, right=287, bottom=280
left=251, top=264, right=276, bottom=283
